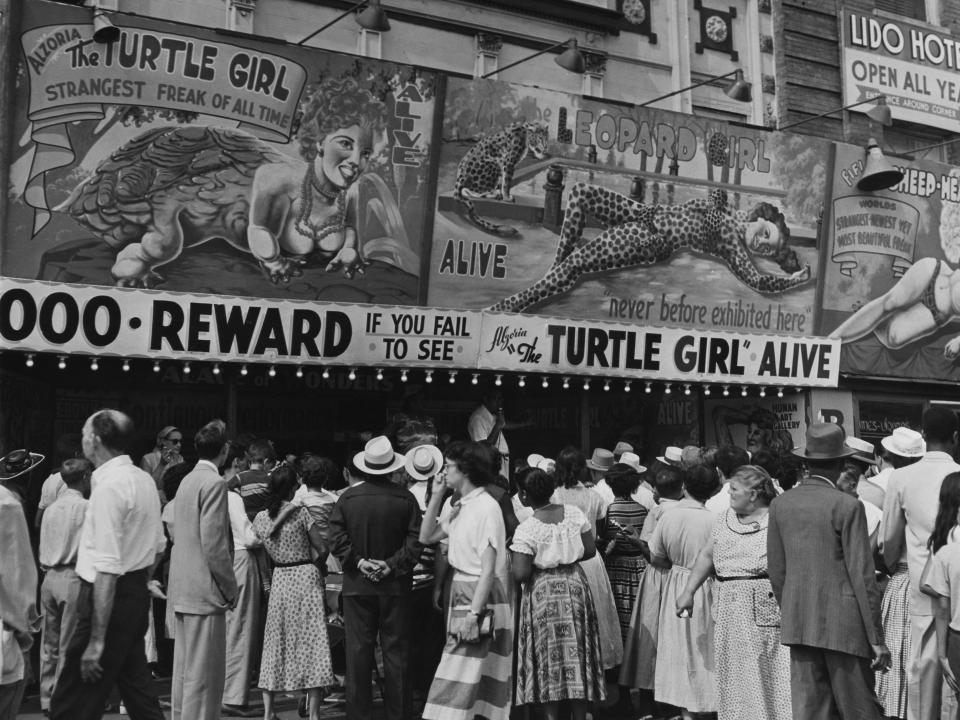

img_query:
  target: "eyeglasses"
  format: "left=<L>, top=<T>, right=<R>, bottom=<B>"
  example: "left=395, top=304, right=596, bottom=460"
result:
left=166, top=437, right=183, bottom=445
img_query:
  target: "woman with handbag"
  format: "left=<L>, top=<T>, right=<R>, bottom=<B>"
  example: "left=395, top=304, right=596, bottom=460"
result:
left=675, top=465, right=791, bottom=720
left=511, top=469, right=605, bottom=720
left=420, top=441, right=514, bottom=720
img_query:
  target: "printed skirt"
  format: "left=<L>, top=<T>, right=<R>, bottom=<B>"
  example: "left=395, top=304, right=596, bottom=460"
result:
left=422, top=571, right=514, bottom=720
left=876, top=563, right=911, bottom=719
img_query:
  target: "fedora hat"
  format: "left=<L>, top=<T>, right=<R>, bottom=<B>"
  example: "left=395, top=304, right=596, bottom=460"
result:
left=792, top=423, right=856, bottom=461
left=353, top=435, right=406, bottom=475
left=845, top=436, right=878, bottom=465
left=656, top=446, right=683, bottom=466
left=526, top=453, right=545, bottom=469
left=613, top=441, right=633, bottom=459
left=619, top=451, right=647, bottom=474
left=0, top=449, right=45, bottom=481
left=586, top=448, right=615, bottom=472
left=404, top=444, right=444, bottom=481
left=881, top=427, right=926, bottom=458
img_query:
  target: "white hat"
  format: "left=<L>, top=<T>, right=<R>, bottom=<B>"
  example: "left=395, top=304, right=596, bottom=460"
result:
left=526, top=453, right=545, bottom=469
left=537, top=458, right=556, bottom=473
left=881, top=427, right=926, bottom=458
left=845, top=436, right=878, bottom=465
left=619, top=451, right=647, bottom=474
left=353, top=435, right=406, bottom=475
left=656, top=446, right=683, bottom=466
left=404, top=444, right=444, bottom=481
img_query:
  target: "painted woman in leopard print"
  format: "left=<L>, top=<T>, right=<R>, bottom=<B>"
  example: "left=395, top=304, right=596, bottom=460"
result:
left=488, top=183, right=811, bottom=314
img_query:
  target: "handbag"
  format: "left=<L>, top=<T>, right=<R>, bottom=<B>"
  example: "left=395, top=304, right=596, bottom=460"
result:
left=450, top=608, right=495, bottom=644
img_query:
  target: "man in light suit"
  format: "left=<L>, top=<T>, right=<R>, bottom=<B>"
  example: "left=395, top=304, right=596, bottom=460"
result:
left=768, top=422, right=890, bottom=720
left=168, top=419, right=238, bottom=720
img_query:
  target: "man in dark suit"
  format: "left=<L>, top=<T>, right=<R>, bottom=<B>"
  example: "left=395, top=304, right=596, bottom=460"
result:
left=329, top=436, right=423, bottom=720
left=768, top=422, right=890, bottom=720
left=167, top=419, right=238, bottom=720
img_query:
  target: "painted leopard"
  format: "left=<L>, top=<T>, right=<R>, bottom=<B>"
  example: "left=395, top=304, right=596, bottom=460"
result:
left=454, top=121, right=549, bottom=237
left=488, top=183, right=811, bottom=313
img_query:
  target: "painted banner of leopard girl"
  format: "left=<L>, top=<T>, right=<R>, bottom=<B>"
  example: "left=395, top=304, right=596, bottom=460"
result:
left=6, top=0, right=438, bottom=308
left=426, top=76, right=830, bottom=337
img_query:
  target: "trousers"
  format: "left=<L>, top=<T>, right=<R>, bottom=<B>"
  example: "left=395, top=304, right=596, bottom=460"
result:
left=172, top=612, right=226, bottom=720
left=49, top=569, right=165, bottom=720
left=790, top=644, right=882, bottom=720
left=39, top=567, right=82, bottom=710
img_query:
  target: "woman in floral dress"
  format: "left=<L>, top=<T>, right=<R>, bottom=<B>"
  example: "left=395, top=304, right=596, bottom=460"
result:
left=676, top=465, right=791, bottom=720
left=253, top=464, right=334, bottom=720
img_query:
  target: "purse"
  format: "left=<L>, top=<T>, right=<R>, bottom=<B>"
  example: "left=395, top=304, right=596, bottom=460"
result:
left=450, top=608, right=495, bottom=644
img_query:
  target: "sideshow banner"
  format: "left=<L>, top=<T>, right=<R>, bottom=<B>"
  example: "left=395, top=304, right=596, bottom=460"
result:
left=477, top=311, right=840, bottom=386
left=704, top=396, right=807, bottom=455
left=818, top=142, right=960, bottom=381
left=426, top=76, right=827, bottom=335
left=842, top=11, right=960, bottom=133
left=0, top=278, right=482, bottom=367
left=7, top=0, right=437, bottom=305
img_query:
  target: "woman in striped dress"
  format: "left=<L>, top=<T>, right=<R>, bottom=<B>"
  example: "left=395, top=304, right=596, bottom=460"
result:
left=420, top=441, right=514, bottom=720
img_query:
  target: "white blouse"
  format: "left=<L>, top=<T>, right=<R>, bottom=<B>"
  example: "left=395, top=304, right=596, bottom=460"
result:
left=510, top=505, right=590, bottom=569
left=441, top=487, right=507, bottom=577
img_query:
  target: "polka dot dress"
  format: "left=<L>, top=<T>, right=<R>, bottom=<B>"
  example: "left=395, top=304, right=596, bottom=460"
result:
left=253, top=506, right=334, bottom=691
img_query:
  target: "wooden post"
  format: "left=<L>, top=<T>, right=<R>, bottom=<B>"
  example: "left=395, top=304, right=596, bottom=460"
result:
left=542, top=164, right=565, bottom=232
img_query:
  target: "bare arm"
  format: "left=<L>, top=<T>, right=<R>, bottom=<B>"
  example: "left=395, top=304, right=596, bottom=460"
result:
left=471, top=545, right=497, bottom=614
left=81, top=571, right=118, bottom=682
left=676, top=538, right=716, bottom=615
left=420, top=478, right=449, bottom=546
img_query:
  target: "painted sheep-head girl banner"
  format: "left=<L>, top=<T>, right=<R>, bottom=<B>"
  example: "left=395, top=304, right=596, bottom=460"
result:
left=10, top=1, right=437, bottom=306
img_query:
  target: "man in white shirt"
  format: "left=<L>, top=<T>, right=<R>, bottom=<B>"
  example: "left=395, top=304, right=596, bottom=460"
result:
left=168, top=420, right=238, bottom=720
left=883, top=407, right=960, bottom=720
left=468, top=389, right=529, bottom=479
left=38, top=458, right=91, bottom=714
left=705, top=444, right=750, bottom=515
left=49, top=409, right=166, bottom=720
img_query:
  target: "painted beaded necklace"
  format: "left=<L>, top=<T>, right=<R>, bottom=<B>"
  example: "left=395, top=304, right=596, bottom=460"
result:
left=295, top=163, right=346, bottom=242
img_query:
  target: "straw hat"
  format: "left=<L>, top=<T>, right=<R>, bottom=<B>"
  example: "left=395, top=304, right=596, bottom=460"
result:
left=404, top=444, right=444, bottom=481
left=845, top=437, right=878, bottom=465
left=353, top=436, right=406, bottom=475
left=619, top=451, right=647, bottom=474
left=526, top=453, right=545, bottom=469
left=0, top=449, right=45, bottom=481
left=880, top=427, right=926, bottom=458
left=537, top=458, right=556, bottom=473
left=586, top=448, right=615, bottom=472
left=656, top=446, right=683, bottom=466
left=613, top=441, right=634, bottom=459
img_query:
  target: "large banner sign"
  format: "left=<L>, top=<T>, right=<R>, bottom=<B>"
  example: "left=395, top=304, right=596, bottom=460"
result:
left=842, top=11, right=960, bottom=132
left=426, top=77, right=827, bottom=336
left=7, top=1, right=437, bottom=306
left=0, top=278, right=483, bottom=368
left=818, top=143, right=960, bottom=381
left=477, top=312, right=840, bottom=386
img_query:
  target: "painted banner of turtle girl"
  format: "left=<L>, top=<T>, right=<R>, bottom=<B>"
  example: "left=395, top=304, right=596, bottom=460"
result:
left=7, top=0, right=437, bottom=307
left=818, top=142, right=960, bottom=382
left=425, top=77, right=830, bottom=336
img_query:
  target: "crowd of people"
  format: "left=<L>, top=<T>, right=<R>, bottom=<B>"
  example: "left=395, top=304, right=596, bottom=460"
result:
left=3, top=397, right=960, bottom=720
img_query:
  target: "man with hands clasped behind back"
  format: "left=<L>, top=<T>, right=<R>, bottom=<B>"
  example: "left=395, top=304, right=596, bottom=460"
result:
left=329, top=436, right=423, bottom=720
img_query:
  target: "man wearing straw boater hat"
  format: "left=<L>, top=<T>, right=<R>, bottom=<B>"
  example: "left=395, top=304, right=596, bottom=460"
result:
left=329, top=436, right=423, bottom=720
left=767, top=422, right=888, bottom=719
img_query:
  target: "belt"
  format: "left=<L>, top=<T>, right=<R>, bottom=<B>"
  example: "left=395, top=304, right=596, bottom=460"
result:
left=45, top=563, right=76, bottom=572
left=716, top=573, right=769, bottom=582
left=274, top=559, right=313, bottom=568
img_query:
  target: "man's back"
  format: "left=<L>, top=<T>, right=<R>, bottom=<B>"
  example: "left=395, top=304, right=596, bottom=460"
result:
left=768, top=478, right=881, bottom=658
left=330, top=480, right=422, bottom=595
left=237, top=468, right=271, bottom=520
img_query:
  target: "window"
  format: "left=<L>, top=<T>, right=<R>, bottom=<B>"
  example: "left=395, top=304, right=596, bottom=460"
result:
left=875, top=0, right=926, bottom=21
left=357, top=29, right=382, bottom=59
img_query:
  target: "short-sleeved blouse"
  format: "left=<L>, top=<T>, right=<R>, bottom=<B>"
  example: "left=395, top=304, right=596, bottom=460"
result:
left=440, top=487, right=507, bottom=577
left=552, top=483, right=606, bottom=529
left=253, top=506, right=313, bottom=564
left=510, top=505, right=591, bottom=569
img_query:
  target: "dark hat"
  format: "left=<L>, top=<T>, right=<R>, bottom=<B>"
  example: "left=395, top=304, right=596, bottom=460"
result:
left=792, top=423, right=856, bottom=461
left=0, top=449, right=45, bottom=481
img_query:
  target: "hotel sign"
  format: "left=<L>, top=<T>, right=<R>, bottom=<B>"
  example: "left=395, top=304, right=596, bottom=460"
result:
left=841, top=10, right=960, bottom=132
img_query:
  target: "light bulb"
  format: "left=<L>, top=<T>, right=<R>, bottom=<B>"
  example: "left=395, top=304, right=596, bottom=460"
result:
left=741, top=386, right=748, bottom=397
left=153, top=360, right=161, bottom=373
left=240, top=364, right=248, bottom=376
left=664, top=383, right=671, bottom=395
left=90, top=358, right=99, bottom=371
left=495, top=374, right=502, bottom=387
left=777, top=386, right=784, bottom=398
left=759, top=387, right=766, bottom=397
left=723, top=385, right=729, bottom=397
left=562, top=377, right=570, bottom=389
left=212, top=363, right=221, bottom=375
left=268, top=365, right=276, bottom=378
left=518, top=375, right=526, bottom=388
left=644, top=381, right=652, bottom=394
left=122, top=359, right=130, bottom=372
left=603, top=380, right=611, bottom=392
left=375, top=368, right=384, bottom=381
left=400, top=369, right=408, bottom=382
left=183, top=361, right=191, bottom=375
left=704, top=385, right=711, bottom=396
left=542, top=377, right=549, bottom=389
left=348, top=368, right=356, bottom=381
left=449, top=370, right=457, bottom=384
left=684, top=384, right=691, bottom=396
left=583, top=379, right=590, bottom=391
left=624, top=380, right=631, bottom=393
left=425, top=370, right=433, bottom=383
left=471, top=373, right=479, bottom=385
left=295, top=366, right=303, bottom=378
left=322, top=368, right=330, bottom=380
left=57, top=355, right=66, bottom=370
left=25, top=354, right=34, bottom=368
